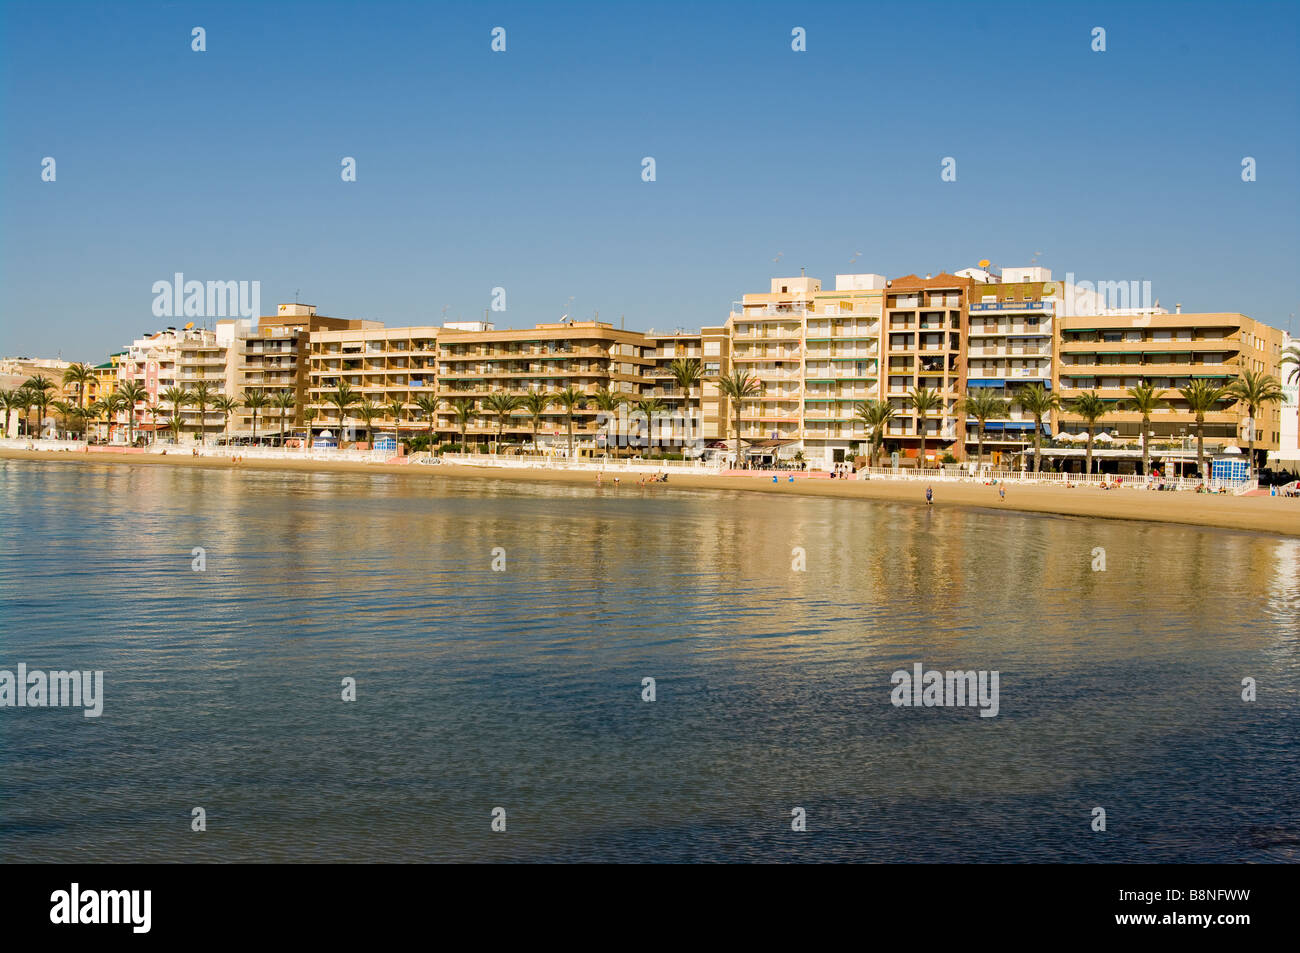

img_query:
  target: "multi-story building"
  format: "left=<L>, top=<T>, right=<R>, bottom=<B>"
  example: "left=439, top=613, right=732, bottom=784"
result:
left=173, top=320, right=251, bottom=441
left=880, top=273, right=972, bottom=463
left=802, top=277, right=884, bottom=465
left=642, top=328, right=728, bottom=449
left=434, top=320, right=652, bottom=452
left=307, top=324, right=439, bottom=442
left=239, top=304, right=376, bottom=438
left=1271, top=330, right=1299, bottom=471
left=960, top=266, right=1058, bottom=461
left=1056, top=310, right=1285, bottom=462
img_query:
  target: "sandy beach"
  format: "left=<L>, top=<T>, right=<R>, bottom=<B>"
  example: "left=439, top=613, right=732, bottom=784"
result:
left=4, top=447, right=1298, bottom=536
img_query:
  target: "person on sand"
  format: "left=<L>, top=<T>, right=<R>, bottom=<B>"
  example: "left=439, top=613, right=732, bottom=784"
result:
left=999, top=485, right=1005, bottom=502
left=925, top=485, right=933, bottom=505
left=596, top=472, right=602, bottom=487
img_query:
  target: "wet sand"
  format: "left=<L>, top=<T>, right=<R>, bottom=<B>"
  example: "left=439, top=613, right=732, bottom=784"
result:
left=4, top=447, right=1298, bottom=536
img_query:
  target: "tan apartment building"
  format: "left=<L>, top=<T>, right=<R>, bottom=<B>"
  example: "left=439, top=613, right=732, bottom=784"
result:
left=959, top=267, right=1059, bottom=461
left=881, top=273, right=973, bottom=463
left=1057, top=311, right=1285, bottom=459
left=435, top=320, right=653, bottom=452
left=642, top=327, right=728, bottom=448
left=238, top=304, right=377, bottom=438
left=306, top=324, right=440, bottom=442
left=175, top=319, right=250, bottom=441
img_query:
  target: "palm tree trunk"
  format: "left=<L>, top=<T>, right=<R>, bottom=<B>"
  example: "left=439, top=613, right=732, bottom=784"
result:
left=1033, top=421, right=1042, bottom=473
left=1141, top=414, right=1150, bottom=477
left=567, top=415, right=574, bottom=458
left=976, top=423, right=984, bottom=468
left=1246, top=403, right=1256, bottom=478
left=733, top=409, right=741, bottom=467
left=1087, top=431, right=1094, bottom=474
left=1196, top=418, right=1205, bottom=479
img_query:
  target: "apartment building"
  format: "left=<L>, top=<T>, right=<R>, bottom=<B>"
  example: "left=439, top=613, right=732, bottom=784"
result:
left=174, top=319, right=250, bottom=440
left=306, top=324, right=440, bottom=441
left=642, top=327, right=728, bottom=447
left=1056, top=311, right=1284, bottom=455
left=960, top=266, right=1058, bottom=460
left=434, top=320, right=653, bottom=451
left=880, top=273, right=972, bottom=462
left=239, top=304, right=376, bottom=437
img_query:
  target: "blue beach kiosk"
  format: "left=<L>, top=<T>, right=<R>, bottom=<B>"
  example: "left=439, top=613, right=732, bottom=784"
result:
left=373, top=433, right=398, bottom=452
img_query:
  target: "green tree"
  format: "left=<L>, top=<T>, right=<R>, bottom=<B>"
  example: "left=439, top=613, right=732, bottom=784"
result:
left=907, top=385, right=944, bottom=470
left=959, top=390, right=1010, bottom=468
left=243, top=388, right=270, bottom=445
left=271, top=389, right=297, bottom=447
left=191, top=381, right=216, bottom=446
left=854, top=399, right=896, bottom=467
left=302, top=406, right=318, bottom=449
left=61, top=363, right=95, bottom=409
left=589, top=386, right=627, bottom=457
left=1014, top=384, right=1060, bottom=474
left=635, top=396, right=668, bottom=455
left=718, top=370, right=760, bottom=465
left=161, top=386, right=193, bottom=444
left=668, top=357, right=704, bottom=441
left=521, top=391, right=554, bottom=454
left=1178, top=380, right=1231, bottom=480
left=355, top=399, right=381, bottom=444
left=444, top=396, right=476, bottom=454
left=327, top=382, right=357, bottom=445
left=212, top=394, right=240, bottom=445
left=551, top=386, right=587, bottom=459
left=484, top=392, right=524, bottom=453
left=1228, top=369, right=1284, bottom=479
left=385, top=397, right=406, bottom=444
left=116, top=381, right=148, bottom=445
left=1123, top=382, right=1167, bottom=477
left=1068, top=391, right=1109, bottom=475
left=413, top=394, right=441, bottom=450
left=23, top=375, right=56, bottom=439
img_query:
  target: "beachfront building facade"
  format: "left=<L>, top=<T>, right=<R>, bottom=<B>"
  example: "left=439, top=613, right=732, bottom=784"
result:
left=641, top=328, right=728, bottom=450
left=880, top=273, right=972, bottom=464
left=960, top=267, right=1059, bottom=462
left=723, top=274, right=885, bottom=468
left=174, top=319, right=250, bottom=442
left=1056, top=311, right=1285, bottom=467
left=306, top=324, right=439, bottom=444
left=434, top=320, right=655, bottom=452
left=238, top=304, right=377, bottom=439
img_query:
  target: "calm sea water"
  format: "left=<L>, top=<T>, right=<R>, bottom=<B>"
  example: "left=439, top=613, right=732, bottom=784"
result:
left=0, top=459, right=1297, bottom=863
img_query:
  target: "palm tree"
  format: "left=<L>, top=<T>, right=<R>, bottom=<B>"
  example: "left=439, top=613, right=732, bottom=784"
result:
left=521, top=391, right=554, bottom=454
left=61, top=363, right=94, bottom=410
left=484, top=393, right=524, bottom=453
left=161, top=386, right=193, bottom=445
left=191, top=381, right=215, bottom=446
left=0, top=389, right=18, bottom=438
left=1282, top=343, right=1300, bottom=384
left=854, top=399, right=896, bottom=467
left=212, top=394, right=240, bottom=446
left=1228, top=369, right=1284, bottom=478
left=959, top=390, right=1010, bottom=468
left=1068, top=391, right=1108, bottom=475
left=116, top=381, right=148, bottom=445
left=551, top=386, right=587, bottom=459
left=83, top=397, right=108, bottom=442
left=327, top=382, right=357, bottom=445
left=49, top=400, right=74, bottom=438
left=385, top=398, right=406, bottom=445
left=270, top=389, right=297, bottom=447
left=243, top=388, right=270, bottom=445
left=668, top=357, right=704, bottom=437
left=302, top=406, right=318, bottom=449
left=1123, top=383, right=1167, bottom=477
left=24, top=375, right=55, bottom=439
left=718, top=369, right=760, bottom=465
left=413, top=394, right=441, bottom=450
left=589, top=386, right=627, bottom=457
left=355, top=399, right=381, bottom=445
left=635, top=396, right=668, bottom=455
left=1178, top=380, right=1231, bottom=480
left=907, top=386, right=944, bottom=470
left=444, top=396, right=476, bottom=454
left=14, top=387, right=37, bottom=437
left=166, top=415, right=184, bottom=444
left=1015, top=384, right=1060, bottom=474
left=146, top=402, right=163, bottom=445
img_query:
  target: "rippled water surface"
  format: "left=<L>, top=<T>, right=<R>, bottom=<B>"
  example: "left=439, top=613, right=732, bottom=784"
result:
left=1, top=460, right=1297, bottom=862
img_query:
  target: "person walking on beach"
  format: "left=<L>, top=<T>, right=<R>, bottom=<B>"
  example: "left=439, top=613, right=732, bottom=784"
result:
left=925, top=485, right=933, bottom=505
left=999, top=484, right=1005, bottom=502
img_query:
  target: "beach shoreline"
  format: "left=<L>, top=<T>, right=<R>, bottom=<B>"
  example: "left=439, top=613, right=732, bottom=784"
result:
left=3, top=447, right=1298, bottom=536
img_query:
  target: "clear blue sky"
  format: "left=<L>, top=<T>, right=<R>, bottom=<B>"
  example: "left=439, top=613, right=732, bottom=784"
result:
left=2, top=0, right=1297, bottom=361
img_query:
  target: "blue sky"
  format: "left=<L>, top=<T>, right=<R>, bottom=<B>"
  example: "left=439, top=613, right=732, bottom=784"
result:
left=2, top=0, right=1298, bottom=360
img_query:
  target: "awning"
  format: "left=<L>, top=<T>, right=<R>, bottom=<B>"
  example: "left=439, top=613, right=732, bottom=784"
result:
left=743, top=438, right=797, bottom=448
